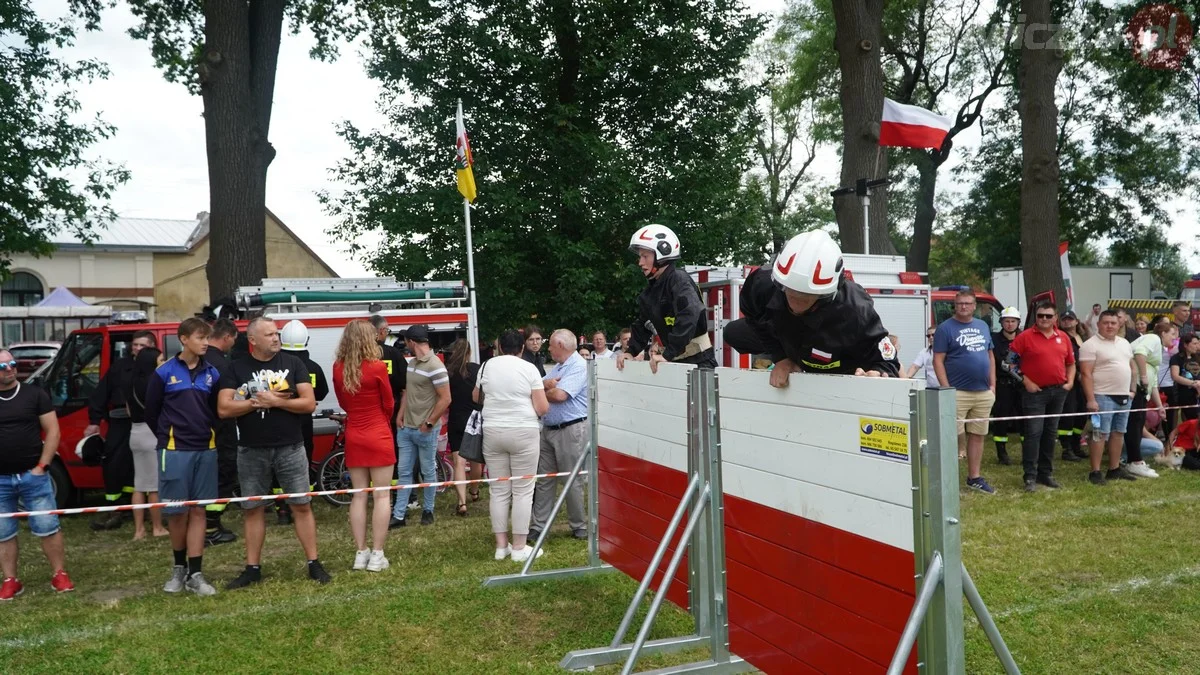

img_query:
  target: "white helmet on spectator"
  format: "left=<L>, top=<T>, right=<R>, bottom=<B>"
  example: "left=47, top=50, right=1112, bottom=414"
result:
left=629, top=224, right=681, bottom=266
left=1001, top=307, right=1021, bottom=320
left=280, top=320, right=309, bottom=351
left=771, top=230, right=843, bottom=296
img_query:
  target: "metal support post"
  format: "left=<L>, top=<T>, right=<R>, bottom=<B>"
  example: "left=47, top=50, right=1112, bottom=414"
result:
left=961, top=564, right=1021, bottom=675
left=887, top=552, right=945, bottom=675
left=483, top=360, right=614, bottom=587
left=908, top=390, right=933, bottom=673
left=922, top=387, right=965, bottom=674
left=561, top=368, right=750, bottom=674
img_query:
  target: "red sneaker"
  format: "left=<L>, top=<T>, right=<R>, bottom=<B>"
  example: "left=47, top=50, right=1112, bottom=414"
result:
left=0, top=577, right=23, bottom=601
left=50, top=570, right=74, bottom=593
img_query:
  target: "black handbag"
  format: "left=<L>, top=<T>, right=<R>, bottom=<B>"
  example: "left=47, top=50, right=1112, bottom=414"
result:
left=458, top=361, right=486, bottom=464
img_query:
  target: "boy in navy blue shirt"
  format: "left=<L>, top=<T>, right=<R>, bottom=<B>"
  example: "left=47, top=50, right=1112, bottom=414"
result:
left=143, top=318, right=222, bottom=596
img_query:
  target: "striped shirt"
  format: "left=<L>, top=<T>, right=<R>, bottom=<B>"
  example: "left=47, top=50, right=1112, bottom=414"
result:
left=543, top=352, right=589, bottom=426
left=403, top=351, right=448, bottom=428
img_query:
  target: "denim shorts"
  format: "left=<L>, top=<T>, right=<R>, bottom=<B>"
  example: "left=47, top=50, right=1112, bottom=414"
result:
left=0, top=470, right=60, bottom=542
left=1094, top=394, right=1132, bottom=438
left=237, top=443, right=312, bottom=509
left=158, top=450, right=218, bottom=515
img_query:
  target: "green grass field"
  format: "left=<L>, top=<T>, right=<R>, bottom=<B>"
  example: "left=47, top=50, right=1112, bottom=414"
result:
left=3, top=446, right=1199, bottom=675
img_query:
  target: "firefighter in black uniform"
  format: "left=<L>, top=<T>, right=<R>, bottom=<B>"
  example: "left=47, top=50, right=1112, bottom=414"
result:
left=616, top=224, right=717, bottom=373
left=722, top=230, right=898, bottom=387
left=990, top=307, right=1023, bottom=466
left=277, top=319, right=329, bottom=525
left=202, top=318, right=240, bottom=544
left=86, top=330, right=158, bottom=530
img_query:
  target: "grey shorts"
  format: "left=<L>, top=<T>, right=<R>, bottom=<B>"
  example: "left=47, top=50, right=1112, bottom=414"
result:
left=158, top=450, right=218, bottom=515
left=236, top=443, right=312, bottom=510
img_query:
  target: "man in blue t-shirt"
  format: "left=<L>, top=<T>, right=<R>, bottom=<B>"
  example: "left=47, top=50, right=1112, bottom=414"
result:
left=933, top=290, right=997, bottom=494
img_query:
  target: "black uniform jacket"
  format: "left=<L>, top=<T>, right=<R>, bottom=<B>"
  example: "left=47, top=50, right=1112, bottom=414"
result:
left=739, top=267, right=898, bottom=376
left=627, top=263, right=708, bottom=362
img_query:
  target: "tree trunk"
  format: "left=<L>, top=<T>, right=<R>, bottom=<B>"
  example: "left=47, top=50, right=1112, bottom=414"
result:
left=200, top=0, right=284, bottom=303
left=1017, top=0, right=1065, bottom=307
left=831, top=0, right=894, bottom=255
left=906, top=151, right=939, bottom=273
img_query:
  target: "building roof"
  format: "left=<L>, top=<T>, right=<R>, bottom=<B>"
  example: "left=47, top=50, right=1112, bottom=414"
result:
left=53, top=216, right=205, bottom=252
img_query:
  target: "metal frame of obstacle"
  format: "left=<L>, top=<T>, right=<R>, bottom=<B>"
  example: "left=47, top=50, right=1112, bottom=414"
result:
left=887, top=387, right=1021, bottom=675
left=483, top=360, right=614, bottom=588
left=560, top=368, right=751, bottom=675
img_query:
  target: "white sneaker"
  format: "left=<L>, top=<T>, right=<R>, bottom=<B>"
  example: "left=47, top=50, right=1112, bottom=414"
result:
left=494, top=545, right=512, bottom=561
left=353, top=549, right=370, bottom=571
left=510, top=546, right=545, bottom=563
left=185, top=572, right=217, bottom=597
left=1126, top=461, right=1159, bottom=478
left=366, top=550, right=389, bottom=572
left=163, top=565, right=186, bottom=593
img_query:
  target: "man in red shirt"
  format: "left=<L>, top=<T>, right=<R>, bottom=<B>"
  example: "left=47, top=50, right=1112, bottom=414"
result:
left=1007, top=301, right=1076, bottom=492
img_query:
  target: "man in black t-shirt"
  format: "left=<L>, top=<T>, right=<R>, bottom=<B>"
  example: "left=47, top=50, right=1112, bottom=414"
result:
left=0, top=349, right=75, bottom=600
left=218, top=317, right=328, bottom=588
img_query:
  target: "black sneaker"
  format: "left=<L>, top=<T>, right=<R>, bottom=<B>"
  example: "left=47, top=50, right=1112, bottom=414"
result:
left=1036, top=475, right=1061, bottom=489
left=308, top=560, right=332, bottom=584
left=226, top=568, right=262, bottom=590
left=996, top=449, right=1011, bottom=466
left=1088, top=471, right=1107, bottom=486
left=572, top=529, right=588, bottom=540
left=1107, top=467, right=1137, bottom=482
left=388, top=517, right=406, bottom=529
left=1060, top=451, right=1081, bottom=462
left=1071, top=446, right=1090, bottom=460
left=420, top=510, right=434, bottom=526
left=1024, top=478, right=1037, bottom=493
left=204, top=528, right=237, bottom=547
left=90, top=512, right=125, bottom=531
left=528, top=529, right=543, bottom=543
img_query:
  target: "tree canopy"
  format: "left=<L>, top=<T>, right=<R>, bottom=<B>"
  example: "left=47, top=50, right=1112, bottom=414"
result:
left=0, top=1, right=128, bottom=276
left=325, top=0, right=765, bottom=336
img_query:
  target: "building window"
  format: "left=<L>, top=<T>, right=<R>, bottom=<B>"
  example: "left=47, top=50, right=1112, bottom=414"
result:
left=2, top=272, right=44, bottom=307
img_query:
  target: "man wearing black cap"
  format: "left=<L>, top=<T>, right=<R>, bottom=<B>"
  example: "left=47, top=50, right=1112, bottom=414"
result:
left=390, top=325, right=450, bottom=527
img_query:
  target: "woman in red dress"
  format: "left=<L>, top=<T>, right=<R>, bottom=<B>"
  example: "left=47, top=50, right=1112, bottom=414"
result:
left=333, top=320, right=396, bottom=572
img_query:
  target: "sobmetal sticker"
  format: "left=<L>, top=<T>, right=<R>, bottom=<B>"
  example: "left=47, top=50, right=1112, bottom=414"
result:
left=859, top=418, right=910, bottom=462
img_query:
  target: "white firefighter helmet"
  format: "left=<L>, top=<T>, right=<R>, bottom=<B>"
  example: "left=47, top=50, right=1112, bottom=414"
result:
left=628, top=224, right=681, bottom=265
left=771, top=230, right=843, bottom=296
left=1001, top=307, right=1021, bottom=320
left=280, top=320, right=310, bottom=352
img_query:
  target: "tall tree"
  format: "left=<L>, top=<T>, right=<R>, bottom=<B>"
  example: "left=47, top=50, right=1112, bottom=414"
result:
left=325, top=0, right=764, bottom=336
left=97, top=0, right=359, bottom=302
left=1017, top=0, right=1066, bottom=304
left=1, top=1, right=128, bottom=275
left=830, top=0, right=893, bottom=255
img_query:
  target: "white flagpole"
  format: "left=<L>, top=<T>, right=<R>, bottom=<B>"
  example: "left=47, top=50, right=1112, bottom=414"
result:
left=463, top=195, right=481, bottom=362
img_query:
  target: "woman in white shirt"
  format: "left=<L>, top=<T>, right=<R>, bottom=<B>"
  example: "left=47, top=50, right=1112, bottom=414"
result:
left=474, top=331, right=550, bottom=562
left=904, top=329, right=940, bottom=388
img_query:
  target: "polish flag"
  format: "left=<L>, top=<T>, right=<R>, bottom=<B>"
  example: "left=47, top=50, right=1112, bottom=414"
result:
left=879, top=99, right=952, bottom=150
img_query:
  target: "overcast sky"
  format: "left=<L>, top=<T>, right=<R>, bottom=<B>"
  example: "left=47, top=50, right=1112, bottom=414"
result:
left=50, top=0, right=1198, bottom=279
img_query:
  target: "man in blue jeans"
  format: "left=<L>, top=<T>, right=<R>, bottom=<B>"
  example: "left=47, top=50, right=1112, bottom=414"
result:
left=0, top=348, right=75, bottom=600
left=391, top=325, right=451, bottom=527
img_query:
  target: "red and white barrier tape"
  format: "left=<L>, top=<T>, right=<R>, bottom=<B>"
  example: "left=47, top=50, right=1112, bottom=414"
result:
left=959, top=402, right=1198, bottom=424
left=0, top=470, right=588, bottom=520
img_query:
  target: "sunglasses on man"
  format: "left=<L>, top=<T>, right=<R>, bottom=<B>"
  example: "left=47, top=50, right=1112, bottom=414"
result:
left=1036, top=313, right=1056, bottom=319
left=0, top=361, right=17, bottom=370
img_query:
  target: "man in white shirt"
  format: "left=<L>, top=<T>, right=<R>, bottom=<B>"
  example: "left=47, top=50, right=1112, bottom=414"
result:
left=591, top=331, right=617, bottom=359
left=1079, top=311, right=1138, bottom=485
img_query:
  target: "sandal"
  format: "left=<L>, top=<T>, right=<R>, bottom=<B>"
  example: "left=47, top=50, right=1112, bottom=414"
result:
left=456, top=503, right=468, bottom=517
left=468, top=487, right=480, bottom=502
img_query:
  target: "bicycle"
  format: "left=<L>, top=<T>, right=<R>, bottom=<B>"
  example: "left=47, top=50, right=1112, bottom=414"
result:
left=313, top=410, right=455, bottom=507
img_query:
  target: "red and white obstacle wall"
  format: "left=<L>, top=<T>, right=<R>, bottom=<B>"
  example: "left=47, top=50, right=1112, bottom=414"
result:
left=513, top=359, right=1019, bottom=675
